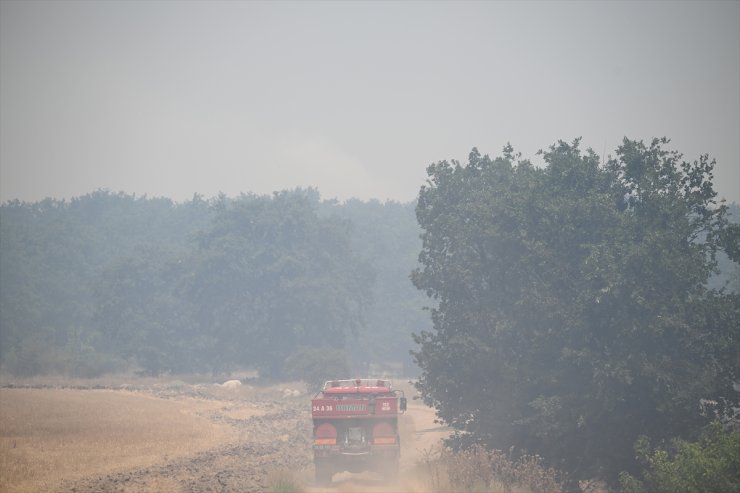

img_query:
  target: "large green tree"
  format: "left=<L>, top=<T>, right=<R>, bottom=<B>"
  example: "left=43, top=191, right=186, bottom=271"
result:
left=411, top=139, right=739, bottom=482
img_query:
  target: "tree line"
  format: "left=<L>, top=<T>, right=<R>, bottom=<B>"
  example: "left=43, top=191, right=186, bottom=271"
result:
left=0, top=189, right=426, bottom=378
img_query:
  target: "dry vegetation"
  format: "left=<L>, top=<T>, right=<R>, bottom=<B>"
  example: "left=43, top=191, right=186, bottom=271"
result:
left=0, top=388, right=236, bottom=492
left=419, top=445, right=566, bottom=493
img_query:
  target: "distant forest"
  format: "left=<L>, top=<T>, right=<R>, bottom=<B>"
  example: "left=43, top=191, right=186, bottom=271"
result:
left=0, top=189, right=428, bottom=378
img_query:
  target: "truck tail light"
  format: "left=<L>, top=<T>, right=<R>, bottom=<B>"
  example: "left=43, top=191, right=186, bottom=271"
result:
left=372, top=422, right=396, bottom=445
left=314, top=423, right=337, bottom=445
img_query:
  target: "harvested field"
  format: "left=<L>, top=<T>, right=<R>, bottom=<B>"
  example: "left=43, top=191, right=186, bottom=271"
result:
left=0, top=388, right=231, bottom=492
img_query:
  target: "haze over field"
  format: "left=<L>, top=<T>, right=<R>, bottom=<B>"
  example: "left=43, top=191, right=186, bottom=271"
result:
left=1, top=0, right=739, bottom=204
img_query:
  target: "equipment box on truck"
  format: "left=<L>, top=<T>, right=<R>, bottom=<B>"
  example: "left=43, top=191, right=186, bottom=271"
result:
left=311, top=378, right=406, bottom=485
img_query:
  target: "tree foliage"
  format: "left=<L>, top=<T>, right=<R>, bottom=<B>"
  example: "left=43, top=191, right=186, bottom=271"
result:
left=319, top=198, right=427, bottom=373
left=411, top=138, right=739, bottom=482
left=619, top=422, right=740, bottom=493
left=284, top=347, right=351, bottom=392
left=180, top=190, right=373, bottom=377
left=1, top=189, right=423, bottom=378
left=0, top=191, right=210, bottom=376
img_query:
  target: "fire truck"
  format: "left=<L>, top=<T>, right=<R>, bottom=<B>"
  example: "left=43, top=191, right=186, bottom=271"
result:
left=311, top=378, right=407, bottom=485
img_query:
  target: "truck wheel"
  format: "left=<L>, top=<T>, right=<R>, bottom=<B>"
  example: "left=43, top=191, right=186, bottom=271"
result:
left=315, top=462, right=333, bottom=486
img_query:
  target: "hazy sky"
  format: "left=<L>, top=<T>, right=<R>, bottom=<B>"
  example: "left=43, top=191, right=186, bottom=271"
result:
left=1, top=1, right=738, bottom=204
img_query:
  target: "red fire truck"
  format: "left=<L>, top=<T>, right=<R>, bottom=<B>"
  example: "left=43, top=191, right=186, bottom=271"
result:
left=311, top=378, right=407, bottom=485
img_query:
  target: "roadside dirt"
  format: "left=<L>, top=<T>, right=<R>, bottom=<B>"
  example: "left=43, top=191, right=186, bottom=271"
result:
left=1, top=382, right=449, bottom=493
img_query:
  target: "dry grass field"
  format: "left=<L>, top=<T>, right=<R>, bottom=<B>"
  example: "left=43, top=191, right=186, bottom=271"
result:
left=0, top=388, right=238, bottom=492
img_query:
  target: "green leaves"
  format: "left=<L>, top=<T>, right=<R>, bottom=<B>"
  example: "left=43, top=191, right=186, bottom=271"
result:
left=620, top=423, right=740, bottom=493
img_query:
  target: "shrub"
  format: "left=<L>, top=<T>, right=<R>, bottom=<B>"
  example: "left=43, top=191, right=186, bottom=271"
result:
left=619, top=422, right=740, bottom=493
left=267, top=471, right=305, bottom=493
left=283, top=347, right=350, bottom=391
left=420, top=444, right=566, bottom=493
